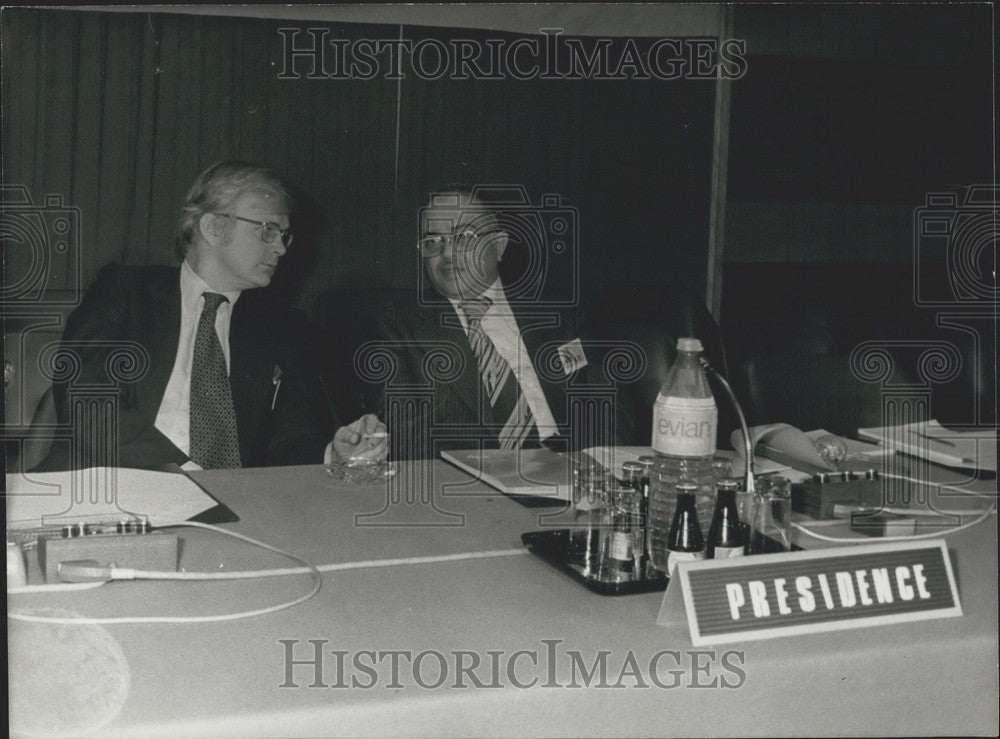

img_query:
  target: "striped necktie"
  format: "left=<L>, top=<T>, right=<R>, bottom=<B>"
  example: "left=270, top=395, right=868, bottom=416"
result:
left=459, top=296, right=536, bottom=449
left=189, top=292, right=242, bottom=468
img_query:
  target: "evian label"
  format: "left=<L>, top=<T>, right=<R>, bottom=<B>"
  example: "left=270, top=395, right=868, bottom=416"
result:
left=652, top=395, right=717, bottom=456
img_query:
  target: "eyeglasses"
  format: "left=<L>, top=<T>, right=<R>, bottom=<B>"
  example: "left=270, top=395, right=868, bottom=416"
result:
left=217, top=213, right=294, bottom=248
left=417, top=229, right=493, bottom=257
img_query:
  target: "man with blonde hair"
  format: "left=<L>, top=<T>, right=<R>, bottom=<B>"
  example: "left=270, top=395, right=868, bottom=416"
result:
left=44, top=161, right=385, bottom=470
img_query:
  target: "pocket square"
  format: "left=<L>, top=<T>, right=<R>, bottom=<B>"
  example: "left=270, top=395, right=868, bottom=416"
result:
left=271, top=365, right=283, bottom=410
left=557, top=339, right=588, bottom=376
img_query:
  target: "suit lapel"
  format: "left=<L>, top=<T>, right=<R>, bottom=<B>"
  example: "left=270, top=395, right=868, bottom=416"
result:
left=138, top=270, right=182, bottom=421
left=414, top=303, right=483, bottom=422
left=512, top=302, right=574, bottom=421
left=230, top=290, right=274, bottom=464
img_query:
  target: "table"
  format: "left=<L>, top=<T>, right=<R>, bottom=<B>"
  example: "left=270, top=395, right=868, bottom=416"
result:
left=7, top=461, right=999, bottom=737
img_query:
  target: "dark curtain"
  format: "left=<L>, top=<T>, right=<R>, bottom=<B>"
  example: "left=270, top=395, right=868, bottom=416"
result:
left=3, top=11, right=400, bottom=308
left=3, top=9, right=716, bottom=310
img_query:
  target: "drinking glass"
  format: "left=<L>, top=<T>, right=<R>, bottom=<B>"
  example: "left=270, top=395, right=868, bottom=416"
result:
left=569, top=464, right=608, bottom=575
left=751, top=476, right=792, bottom=553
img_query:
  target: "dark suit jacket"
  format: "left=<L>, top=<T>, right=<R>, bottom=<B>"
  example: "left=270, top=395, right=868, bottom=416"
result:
left=371, top=288, right=630, bottom=459
left=42, top=263, right=333, bottom=470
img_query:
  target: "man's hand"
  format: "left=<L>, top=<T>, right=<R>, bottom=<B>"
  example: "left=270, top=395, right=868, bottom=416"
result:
left=331, top=413, right=389, bottom=462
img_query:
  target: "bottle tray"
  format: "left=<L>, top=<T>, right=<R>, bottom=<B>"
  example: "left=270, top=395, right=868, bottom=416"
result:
left=521, top=529, right=803, bottom=596
left=520, top=529, right=670, bottom=596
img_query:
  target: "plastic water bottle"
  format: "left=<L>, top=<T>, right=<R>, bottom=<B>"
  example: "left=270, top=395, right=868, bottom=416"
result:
left=648, top=337, right=718, bottom=573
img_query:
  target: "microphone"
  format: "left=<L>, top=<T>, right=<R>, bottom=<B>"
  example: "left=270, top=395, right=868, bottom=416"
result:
left=698, top=356, right=756, bottom=494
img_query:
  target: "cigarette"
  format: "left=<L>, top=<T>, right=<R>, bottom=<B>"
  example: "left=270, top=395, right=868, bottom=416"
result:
left=361, top=431, right=388, bottom=439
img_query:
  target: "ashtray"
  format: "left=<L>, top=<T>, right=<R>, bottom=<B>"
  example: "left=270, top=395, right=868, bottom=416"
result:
left=325, top=459, right=398, bottom=483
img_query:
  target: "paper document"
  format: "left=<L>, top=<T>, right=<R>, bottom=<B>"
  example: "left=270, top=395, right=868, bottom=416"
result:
left=858, top=420, right=997, bottom=471
left=731, top=424, right=833, bottom=473
left=730, top=425, right=890, bottom=476
left=581, top=445, right=651, bottom=473
left=440, top=448, right=573, bottom=501
left=5, top=467, right=219, bottom=529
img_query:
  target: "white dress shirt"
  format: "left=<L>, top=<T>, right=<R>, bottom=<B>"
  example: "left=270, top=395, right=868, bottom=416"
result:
left=154, top=261, right=241, bottom=465
left=449, top=279, right=559, bottom=440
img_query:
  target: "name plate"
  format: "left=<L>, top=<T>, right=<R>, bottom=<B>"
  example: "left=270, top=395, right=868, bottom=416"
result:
left=675, top=540, right=962, bottom=645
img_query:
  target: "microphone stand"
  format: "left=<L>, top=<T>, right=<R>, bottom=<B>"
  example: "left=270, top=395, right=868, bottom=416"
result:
left=699, top=356, right=756, bottom=494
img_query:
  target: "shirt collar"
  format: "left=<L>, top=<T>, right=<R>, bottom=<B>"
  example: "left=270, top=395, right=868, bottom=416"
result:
left=180, top=260, right=241, bottom=314
left=448, top=277, right=505, bottom=314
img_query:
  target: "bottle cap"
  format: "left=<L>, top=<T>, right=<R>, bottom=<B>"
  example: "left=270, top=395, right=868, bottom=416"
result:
left=676, top=337, right=703, bottom=352
left=621, top=461, right=643, bottom=475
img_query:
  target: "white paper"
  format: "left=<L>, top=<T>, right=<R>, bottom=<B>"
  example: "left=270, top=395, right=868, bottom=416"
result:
left=581, top=445, right=651, bottom=473
left=731, top=423, right=836, bottom=473
left=858, top=420, right=997, bottom=472
left=5, top=467, right=219, bottom=529
left=439, top=449, right=573, bottom=500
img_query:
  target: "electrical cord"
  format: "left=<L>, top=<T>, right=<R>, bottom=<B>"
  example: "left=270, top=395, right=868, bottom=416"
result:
left=6, top=581, right=107, bottom=595
left=7, top=521, right=529, bottom=625
left=792, top=472, right=997, bottom=543
left=43, top=547, right=530, bottom=583
left=7, top=521, right=322, bottom=625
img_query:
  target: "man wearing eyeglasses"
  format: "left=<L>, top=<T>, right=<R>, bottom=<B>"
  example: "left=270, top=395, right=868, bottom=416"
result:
left=42, top=161, right=386, bottom=471
left=374, top=189, right=617, bottom=458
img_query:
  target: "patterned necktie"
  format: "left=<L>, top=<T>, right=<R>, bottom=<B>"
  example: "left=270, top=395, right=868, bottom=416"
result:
left=460, top=296, right=536, bottom=449
left=189, top=292, right=242, bottom=468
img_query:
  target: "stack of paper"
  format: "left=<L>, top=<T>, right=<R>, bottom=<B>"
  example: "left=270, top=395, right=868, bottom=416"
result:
left=857, top=420, right=997, bottom=471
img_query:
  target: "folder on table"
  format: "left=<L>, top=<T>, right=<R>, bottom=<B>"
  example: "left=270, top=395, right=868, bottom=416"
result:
left=440, top=448, right=573, bottom=506
left=857, top=420, right=996, bottom=472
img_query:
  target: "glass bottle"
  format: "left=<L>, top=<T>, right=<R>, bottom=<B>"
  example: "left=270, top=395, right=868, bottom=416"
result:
left=603, top=482, right=637, bottom=582
left=621, top=461, right=646, bottom=576
left=637, top=455, right=659, bottom=576
left=666, top=481, right=706, bottom=576
left=707, top=479, right=746, bottom=559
